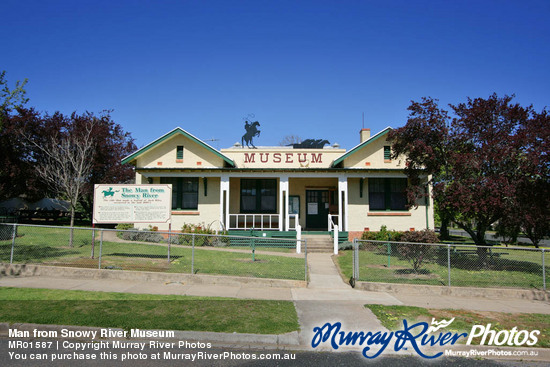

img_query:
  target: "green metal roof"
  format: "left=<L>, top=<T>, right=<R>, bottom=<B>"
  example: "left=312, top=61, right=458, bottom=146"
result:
left=331, top=127, right=393, bottom=167
left=121, top=127, right=236, bottom=167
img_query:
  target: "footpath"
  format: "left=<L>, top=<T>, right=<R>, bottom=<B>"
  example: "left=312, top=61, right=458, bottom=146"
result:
left=1, top=252, right=549, bottom=361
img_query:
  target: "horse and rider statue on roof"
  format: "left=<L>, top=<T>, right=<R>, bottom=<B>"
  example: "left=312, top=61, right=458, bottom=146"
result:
left=242, top=120, right=261, bottom=148
left=240, top=117, right=329, bottom=149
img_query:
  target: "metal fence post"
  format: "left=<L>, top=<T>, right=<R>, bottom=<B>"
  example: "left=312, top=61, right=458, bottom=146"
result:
left=351, top=238, right=357, bottom=279
left=355, top=239, right=360, bottom=280
left=167, top=224, right=172, bottom=264
left=10, top=224, right=16, bottom=264
left=98, top=230, right=103, bottom=270
left=351, top=238, right=356, bottom=279
left=542, top=249, right=546, bottom=291
left=447, top=244, right=451, bottom=287
left=251, top=237, right=256, bottom=261
left=191, top=234, right=195, bottom=275
left=304, top=238, right=308, bottom=282
left=296, top=225, right=301, bottom=254
left=91, top=227, right=96, bottom=259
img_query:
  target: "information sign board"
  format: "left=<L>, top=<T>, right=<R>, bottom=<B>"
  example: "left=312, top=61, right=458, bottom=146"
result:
left=93, top=184, right=172, bottom=224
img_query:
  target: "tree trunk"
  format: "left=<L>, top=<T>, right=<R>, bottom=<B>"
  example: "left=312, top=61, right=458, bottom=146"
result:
left=461, top=223, right=489, bottom=268
left=440, top=215, right=450, bottom=240
left=525, top=229, right=540, bottom=249
left=474, top=226, right=489, bottom=267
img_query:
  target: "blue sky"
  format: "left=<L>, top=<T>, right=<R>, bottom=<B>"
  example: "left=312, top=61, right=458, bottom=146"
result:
left=3, top=0, right=549, bottom=150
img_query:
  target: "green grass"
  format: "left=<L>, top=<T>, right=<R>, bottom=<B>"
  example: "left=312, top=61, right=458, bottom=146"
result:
left=0, top=287, right=299, bottom=335
left=366, top=304, right=550, bottom=348
left=338, top=245, right=549, bottom=289
left=0, top=226, right=305, bottom=280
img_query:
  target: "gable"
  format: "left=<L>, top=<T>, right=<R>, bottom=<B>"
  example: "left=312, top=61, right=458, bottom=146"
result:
left=332, top=127, right=404, bottom=169
left=122, top=128, right=235, bottom=168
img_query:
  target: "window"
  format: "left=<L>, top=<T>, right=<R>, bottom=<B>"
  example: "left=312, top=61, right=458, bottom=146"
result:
left=176, top=146, right=184, bottom=160
left=160, top=177, right=198, bottom=210
left=240, top=179, right=277, bottom=213
left=368, top=178, right=407, bottom=211
left=384, top=146, right=391, bottom=161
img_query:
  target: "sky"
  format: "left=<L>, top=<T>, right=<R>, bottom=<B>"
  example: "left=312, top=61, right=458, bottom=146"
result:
left=3, top=0, right=549, bottom=151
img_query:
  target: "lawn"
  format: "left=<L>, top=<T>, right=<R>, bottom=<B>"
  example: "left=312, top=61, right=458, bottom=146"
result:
left=0, top=225, right=305, bottom=280
left=366, top=304, right=550, bottom=348
left=338, top=244, right=549, bottom=289
left=0, top=287, right=299, bottom=335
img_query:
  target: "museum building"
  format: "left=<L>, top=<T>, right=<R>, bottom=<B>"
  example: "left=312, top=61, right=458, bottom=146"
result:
left=121, top=127, right=434, bottom=241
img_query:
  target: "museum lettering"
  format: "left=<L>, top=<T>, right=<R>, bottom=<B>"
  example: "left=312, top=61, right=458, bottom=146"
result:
left=244, top=152, right=323, bottom=164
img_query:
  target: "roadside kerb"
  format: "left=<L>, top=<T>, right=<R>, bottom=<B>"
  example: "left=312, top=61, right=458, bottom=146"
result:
left=0, top=264, right=307, bottom=289
left=356, top=281, right=549, bottom=301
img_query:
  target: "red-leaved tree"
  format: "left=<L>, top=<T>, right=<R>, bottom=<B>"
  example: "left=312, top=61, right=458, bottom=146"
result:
left=388, top=94, right=549, bottom=257
left=12, top=109, right=136, bottom=223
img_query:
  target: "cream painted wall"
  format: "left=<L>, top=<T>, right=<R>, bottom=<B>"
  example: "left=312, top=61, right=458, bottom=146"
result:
left=344, top=135, right=405, bottom=169
left=136, top=134, right=224, bottom=168
left=347, top=178, right=432, bottom=232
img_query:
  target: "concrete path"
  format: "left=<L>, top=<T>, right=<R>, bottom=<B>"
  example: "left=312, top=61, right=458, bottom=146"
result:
left=293, top=253, right=392, bottom=346
left=3, top=273, right=547, bottom=314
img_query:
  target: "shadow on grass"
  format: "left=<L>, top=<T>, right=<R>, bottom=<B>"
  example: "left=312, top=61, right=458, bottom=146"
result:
left=442, top=255, right=544, bottom=275
left=106, top=253, right=183, bottom=260
left=394, top=269, right=432, bottom=275
left=0, top=244, right=79, bottom=262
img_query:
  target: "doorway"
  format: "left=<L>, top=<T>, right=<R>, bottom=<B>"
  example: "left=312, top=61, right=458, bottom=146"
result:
left=306, top=190, right=329, bottom=230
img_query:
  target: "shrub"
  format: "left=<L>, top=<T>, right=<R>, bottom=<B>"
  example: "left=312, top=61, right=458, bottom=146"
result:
left=401, top=229, right=439, bottom=244
left=180, top=222, right=228, bottom=246
left=115, top=223, right=134, bottom=239
left=338, top=241, right=353, bottom=251
left=181, top=222, right=217, bottom=235
left=121, top=228, right=163, bottom=243
left=397, top=230, right=439, bottom=273
left=360, top=226, right=404, bottom=252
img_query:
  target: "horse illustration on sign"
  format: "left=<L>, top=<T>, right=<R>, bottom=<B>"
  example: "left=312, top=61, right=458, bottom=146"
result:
left=242, top=121, right=261, bottom=148
left=102, top=187, right=119, bottom=197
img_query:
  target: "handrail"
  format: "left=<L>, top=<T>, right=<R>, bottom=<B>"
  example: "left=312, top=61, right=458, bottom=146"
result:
left=228, top=214, right=279, bottom=231
left=228, top=213, right=300, bottom=232
left=328, top=214, right=339, bottom=232
left=328, top=214, right=339, bottom=254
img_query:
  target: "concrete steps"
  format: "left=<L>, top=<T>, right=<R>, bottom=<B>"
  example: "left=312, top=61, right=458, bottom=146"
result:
left=302, top=234, right=333, bottom=253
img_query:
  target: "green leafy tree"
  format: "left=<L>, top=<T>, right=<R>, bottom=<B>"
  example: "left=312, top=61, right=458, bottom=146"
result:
left=0, top=71, right=28, bottom=128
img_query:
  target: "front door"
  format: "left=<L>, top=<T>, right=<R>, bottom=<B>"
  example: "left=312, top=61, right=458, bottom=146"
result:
left=306, top=190, right=329, bottom=230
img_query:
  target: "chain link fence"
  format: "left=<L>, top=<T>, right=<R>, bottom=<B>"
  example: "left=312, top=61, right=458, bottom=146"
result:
left=0, top=223, right=308, bottom=281
left=351, top=239, right=548, bottom=290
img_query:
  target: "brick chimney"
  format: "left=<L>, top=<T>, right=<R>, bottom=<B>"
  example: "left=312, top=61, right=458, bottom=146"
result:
left=360, top=128, right=371, bottom=143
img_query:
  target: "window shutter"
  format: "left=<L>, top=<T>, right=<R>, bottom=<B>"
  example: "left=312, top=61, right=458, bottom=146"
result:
left=384, top=146, right=391, bottom=160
